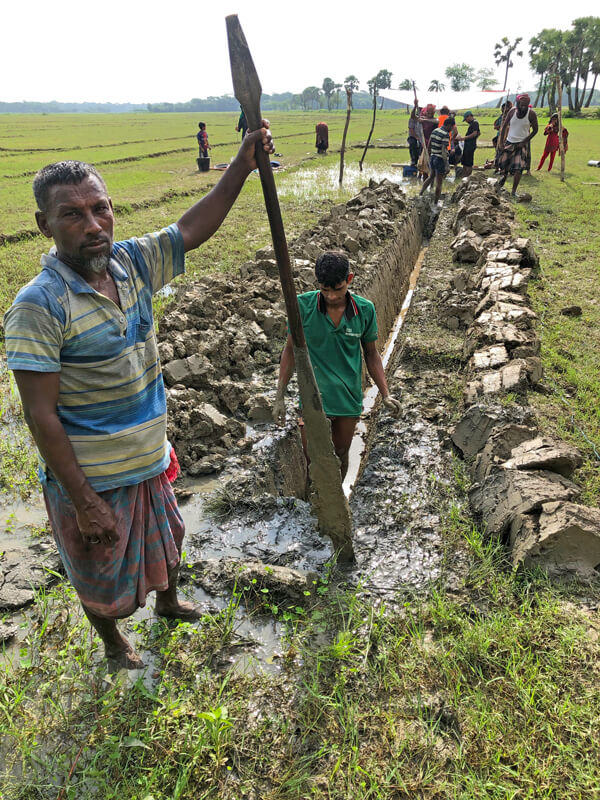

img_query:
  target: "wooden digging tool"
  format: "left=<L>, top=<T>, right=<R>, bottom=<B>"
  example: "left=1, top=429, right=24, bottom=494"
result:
left=226, top=14, right=354, bottom=561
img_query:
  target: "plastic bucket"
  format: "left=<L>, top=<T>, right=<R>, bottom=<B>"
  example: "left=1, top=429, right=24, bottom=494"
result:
left=197, top=157, right=210, bottom=172
left=403, top=165, right=417, bottom=177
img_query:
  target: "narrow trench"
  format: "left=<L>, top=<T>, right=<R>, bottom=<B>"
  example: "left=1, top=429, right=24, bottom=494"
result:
left=343, top=244, right=428, bottom=497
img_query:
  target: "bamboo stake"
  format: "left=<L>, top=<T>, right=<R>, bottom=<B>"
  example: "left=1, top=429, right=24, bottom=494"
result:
left=556, top=75, right=566, bottom=182
left=339, top=86, right=352, bottom=186
left=226, top=15, right=354, bottom=560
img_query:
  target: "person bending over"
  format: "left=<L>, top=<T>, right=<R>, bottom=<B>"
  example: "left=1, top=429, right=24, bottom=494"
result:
left=273, top=251, right=401, bottom=480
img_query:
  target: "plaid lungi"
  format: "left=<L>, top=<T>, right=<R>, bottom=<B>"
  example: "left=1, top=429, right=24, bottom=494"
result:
left=43, top=471, right=184, bottom=618
left=497, top=139, right=530, bottom=174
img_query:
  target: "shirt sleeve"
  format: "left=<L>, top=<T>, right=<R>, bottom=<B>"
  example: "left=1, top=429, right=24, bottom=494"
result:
left=361, top=303, right=378, bottom=343
left=113, top=223, right=185, bottom=295
left=3, top=289, right=64, bottom=373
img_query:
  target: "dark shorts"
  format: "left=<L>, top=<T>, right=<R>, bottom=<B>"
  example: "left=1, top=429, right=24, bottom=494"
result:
left=462, top=147, right=475, bottom=167
left=429, top=155, right=447, bottom=175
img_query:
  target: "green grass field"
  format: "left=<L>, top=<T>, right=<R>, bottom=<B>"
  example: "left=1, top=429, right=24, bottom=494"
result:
left=0, top=110, right=599, bottom=799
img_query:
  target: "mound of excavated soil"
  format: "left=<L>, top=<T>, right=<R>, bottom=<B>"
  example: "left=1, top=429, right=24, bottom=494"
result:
left=158, top=179, right=426, bottom=482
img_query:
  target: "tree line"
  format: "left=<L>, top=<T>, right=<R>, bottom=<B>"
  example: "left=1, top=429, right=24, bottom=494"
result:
left=529, top=17, right=600, bottom=111
left=399, top=16, right=600, bottom=111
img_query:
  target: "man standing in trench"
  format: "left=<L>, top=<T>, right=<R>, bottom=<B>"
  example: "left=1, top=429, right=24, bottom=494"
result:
left=4, top=125, right=273, bottom=669
left=273, top=251, right=401, bottom=480
left=419, top=116, right=455, bottom=205
left=497, top=94, right=538, bottom=196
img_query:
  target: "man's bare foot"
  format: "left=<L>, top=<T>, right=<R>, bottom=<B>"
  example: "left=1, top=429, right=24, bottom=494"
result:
left=105, top=632, right=144, bottom=669
left=155, top=598, right=203, bottom=621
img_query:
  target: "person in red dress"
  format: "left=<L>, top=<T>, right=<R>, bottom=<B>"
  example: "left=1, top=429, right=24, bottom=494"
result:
left=537, top=113, right=568, bottom=172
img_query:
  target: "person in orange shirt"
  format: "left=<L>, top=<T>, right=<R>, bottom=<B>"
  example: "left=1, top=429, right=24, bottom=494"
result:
left=437, top=106, right=450, bottom=128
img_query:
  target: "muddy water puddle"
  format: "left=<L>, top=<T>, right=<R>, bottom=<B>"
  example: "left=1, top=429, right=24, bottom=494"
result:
left=277, top=163, right=422, bottom=202
left=0, top=498, right=47, bottom=549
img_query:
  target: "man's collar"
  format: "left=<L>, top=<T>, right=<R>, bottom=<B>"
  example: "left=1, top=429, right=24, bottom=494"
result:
left=41, top=246, right=127, bottom=294
left=317, top=290, right=359, bottom=320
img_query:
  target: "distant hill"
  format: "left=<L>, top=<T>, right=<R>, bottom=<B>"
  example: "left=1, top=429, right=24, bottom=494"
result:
left=0, top=101, right=148, bottom=113
left=479, top=89, right=600, bottom=108
left=0, top=92, right=404, bottom=114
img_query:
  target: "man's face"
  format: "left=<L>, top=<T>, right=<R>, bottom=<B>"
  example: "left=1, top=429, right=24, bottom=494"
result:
left=35, top=175, right=114, bottom=273
left=465, top=115, right=473, bottom=124
left=319, top=273, right=354, bottom=307
left=518, top=97, right=529, bottom=113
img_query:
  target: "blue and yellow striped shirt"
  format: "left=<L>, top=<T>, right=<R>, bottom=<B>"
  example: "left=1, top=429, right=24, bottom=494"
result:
left=4, top=223, right=185, bottom=491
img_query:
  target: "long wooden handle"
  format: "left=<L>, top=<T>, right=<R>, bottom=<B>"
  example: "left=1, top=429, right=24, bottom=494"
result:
left=226, top=14, right=305, bottom=347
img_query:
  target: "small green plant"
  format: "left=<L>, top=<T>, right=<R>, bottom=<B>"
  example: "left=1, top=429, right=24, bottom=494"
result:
left=198, top=704, right=232, bottom=764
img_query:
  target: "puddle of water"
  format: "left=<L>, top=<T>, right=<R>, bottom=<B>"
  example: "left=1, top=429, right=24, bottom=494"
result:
left=0, top=498, right=47, bottom=550
left=128, top=584, right=286, bottom=683
left=278, top=163, right=421, bottom=202
left=185, top=499, right=329, bottom=569
left=343, top=246, right=428, bottom=497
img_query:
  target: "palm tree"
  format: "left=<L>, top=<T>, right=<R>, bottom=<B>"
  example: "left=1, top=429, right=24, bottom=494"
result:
left=530, top=30, right=554, bottom=106
left=494, top=37, right=523, bottom=91
left=339, top=76, right=359, bottom=185
left=375, top=68, right=393, bottom=109
left=359, top=73, right=388, bottom=170
left=428, top=79, right=445, bottom=92
left=399, top=78, right=413, bottom=90
left=585, top=22, right=600, bottom=107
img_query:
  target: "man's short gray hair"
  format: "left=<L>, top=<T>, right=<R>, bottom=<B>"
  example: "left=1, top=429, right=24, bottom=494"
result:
left=33, top=160, right=107, bottom=212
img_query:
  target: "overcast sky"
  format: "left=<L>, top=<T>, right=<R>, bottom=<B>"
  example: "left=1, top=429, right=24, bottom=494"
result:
left=3, top=0, right=598, bottom=104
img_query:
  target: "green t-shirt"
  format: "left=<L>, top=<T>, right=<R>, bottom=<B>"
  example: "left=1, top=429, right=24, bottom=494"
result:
left=292, top=290, right=378, bottom=417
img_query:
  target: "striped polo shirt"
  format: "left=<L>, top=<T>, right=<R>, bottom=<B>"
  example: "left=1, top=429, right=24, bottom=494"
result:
left=294, top=290, right=378, bottom=417
left=429, top=127, right=450, bottom=158
left=4, top=223, right=185, bottom=491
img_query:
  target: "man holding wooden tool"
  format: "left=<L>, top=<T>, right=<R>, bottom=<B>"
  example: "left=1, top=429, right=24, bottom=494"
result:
left=4, top=125, right=273, bottom=669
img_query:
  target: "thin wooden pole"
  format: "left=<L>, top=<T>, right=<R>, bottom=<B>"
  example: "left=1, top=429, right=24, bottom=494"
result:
left=339, top=87, right=352, bottom=186
left=556, top=75, right=565, bottom=182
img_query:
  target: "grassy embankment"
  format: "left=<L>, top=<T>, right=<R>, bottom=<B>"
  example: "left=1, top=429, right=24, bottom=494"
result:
left=0, top=111, right=599, bottom=798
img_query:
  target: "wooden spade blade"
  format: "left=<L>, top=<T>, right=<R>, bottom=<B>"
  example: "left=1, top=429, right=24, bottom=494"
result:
left=225, top=15, right=263, bottom=132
